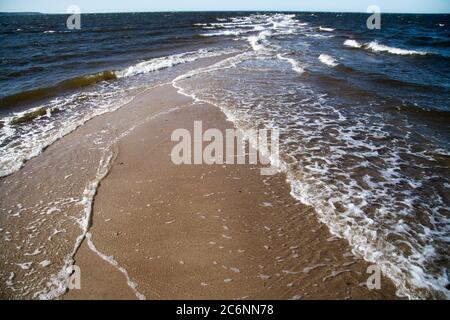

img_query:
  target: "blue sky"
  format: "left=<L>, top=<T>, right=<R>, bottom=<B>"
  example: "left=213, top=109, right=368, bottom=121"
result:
left=1, top=0, right=449, bottom=14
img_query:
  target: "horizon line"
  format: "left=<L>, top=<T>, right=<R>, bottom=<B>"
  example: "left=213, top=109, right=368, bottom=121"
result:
left=1, top=9, right=449, bottom=15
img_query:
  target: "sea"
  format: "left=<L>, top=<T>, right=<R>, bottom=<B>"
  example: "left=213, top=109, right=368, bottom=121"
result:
left=0, top=12, right=449, bottom=299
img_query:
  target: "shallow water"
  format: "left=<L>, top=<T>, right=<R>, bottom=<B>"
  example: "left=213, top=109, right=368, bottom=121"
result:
left=0, top=12, right=449, bottom=299
left=174, top=13, right=450, bottom=299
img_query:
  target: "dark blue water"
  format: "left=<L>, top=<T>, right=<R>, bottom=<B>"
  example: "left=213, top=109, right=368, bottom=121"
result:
left=0, top=12, right=449, bottom=299
left=0, top=13, right=449, bottom=111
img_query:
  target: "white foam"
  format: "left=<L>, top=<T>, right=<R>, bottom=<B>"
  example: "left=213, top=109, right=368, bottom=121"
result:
left=276, top=54, right=305, bottom=74
left=319, top=27, right=335, bottom=32
left=85, top=233, right=146, bottom=300
left=344, top=39, right=362, bottom=48
left=37, top=147, right=116, bottom=300
left=24, top=249, right=42, bottom=256
left=247, top=30, right=272, bottom=51
left=318, top=54, right=339, bottom=67
left=366, top=41, right=428, bottom=56
left=39, top=260, right=51, bottom=268
left=344, top=39, right=428, bottom=56
left=16, top=262, right=33, bottom=270
left=116, top=49, right=235, bottom=78
left=307, top=33, right=334, bottom=38
left=172, top=52, right=250, bottom=98
left=0, top=48, right=239, bottom=178
left=201, top=13, right=304, bottom=52
left=200, top=29, right=252, bottom=37
left=37, top=104, right=183, bottom=300
left=173, top=55, right=450, bottom=299
left=0, top=90, right=133, bottom=178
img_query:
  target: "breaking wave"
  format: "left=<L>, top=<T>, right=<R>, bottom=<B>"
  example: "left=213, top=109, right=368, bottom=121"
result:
left=318, top=54, right=339, bottom=67
left=344, top=39, right=430, bottom=56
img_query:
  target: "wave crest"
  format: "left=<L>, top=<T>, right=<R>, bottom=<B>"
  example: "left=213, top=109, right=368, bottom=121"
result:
left=0, top=71, right=117, bottom=109
left=344, top=39, right=363, bottom=48
left=366, top=41, right=428, bottom=56
left=116, top=49, right=235, bottom=78
left=319, top=26, right=335, bottom=32
left=344, top=39, right=429, bottom=56
left=319, top=54, right=338, bottom=67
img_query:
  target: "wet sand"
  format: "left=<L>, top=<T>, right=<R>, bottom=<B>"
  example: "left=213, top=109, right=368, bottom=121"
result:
left=64, top=83, right=398, bottom=300
left=0, top=54, right=398, bottom=300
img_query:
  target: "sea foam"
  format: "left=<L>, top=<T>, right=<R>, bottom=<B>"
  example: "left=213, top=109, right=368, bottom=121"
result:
left=344, top=39, right=428, bottom=56
left=277, top=54, right=305, bottom=74
left=318, top=54, right=339, bottom=67
left=116, top=49, right=235, bottom=77
left=319, top=26, right=335, bottom=32
left=366, top=41, right=428, bottom=56
left=344, top=39, right=363, bottom=48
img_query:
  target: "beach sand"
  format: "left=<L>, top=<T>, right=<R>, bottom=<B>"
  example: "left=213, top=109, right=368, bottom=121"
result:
left=0, top=55, right=398, bottom=300
left=63, top=82, right=398, bottom=300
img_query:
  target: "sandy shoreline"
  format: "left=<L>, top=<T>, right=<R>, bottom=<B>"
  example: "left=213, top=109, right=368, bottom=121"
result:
left=62, top=82, right=397, bottom=300
left=0, top=55, right=398, bottom=300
